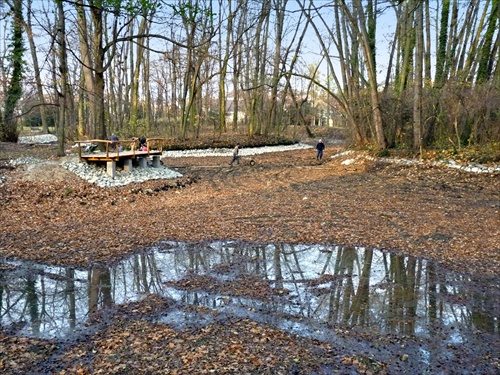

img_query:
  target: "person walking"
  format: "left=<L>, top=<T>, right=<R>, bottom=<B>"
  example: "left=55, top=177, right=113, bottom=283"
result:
left=316, top=139, right=325, bottom=160
left=229, top=143, right=240, bottom=165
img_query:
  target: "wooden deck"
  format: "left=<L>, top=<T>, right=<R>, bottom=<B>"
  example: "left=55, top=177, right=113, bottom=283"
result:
left=75, top=138, right=164, bottom=162
left=75, top=138, right=166, bottom=177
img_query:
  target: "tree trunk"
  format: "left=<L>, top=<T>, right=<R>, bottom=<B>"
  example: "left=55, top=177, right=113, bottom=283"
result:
left=130, top=13, right=150, bottom=135
left=143, top=36, right=152, bottom=134
left=435, top=0, right=450, bottom=88
left=344, top=0, right=386, bottom=149
left=1, top=0, right=24, bottom=142
left=25, top=1, right=48, bottom=133
left=424, top=1, right=432, bottom=83
left=218, top=0, right=233, bottom=134
left=76, top=2, right=96, bottom=137
left=267, top=0, right=287, bottom=134
left=57, top=0, right=68, bottom=156
left=249, top=0, right=270, bottom=136
left=413, top=0, right=424, bottom=152
left=90, top=5, right=106, bottom=140
left=476, top=0, right=499, bottom=83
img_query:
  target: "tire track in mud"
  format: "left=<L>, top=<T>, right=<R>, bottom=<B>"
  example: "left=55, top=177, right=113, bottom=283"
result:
left=206, top=163, right=348, bottom=241
left=177, top=158, right=363, bottom=200
left=168, top=147, right=354, bottom=194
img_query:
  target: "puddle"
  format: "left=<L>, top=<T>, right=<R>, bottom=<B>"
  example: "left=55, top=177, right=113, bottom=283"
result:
left=0, top=241, right=498, bottom=348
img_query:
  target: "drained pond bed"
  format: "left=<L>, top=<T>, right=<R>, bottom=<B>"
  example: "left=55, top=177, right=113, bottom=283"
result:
left=0, top=241, right=498, bottom=374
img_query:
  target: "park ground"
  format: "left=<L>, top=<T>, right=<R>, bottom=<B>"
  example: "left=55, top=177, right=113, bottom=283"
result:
left=0, top=134, right=499, bottom=374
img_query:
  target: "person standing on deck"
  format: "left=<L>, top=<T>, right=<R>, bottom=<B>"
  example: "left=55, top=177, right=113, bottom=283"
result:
left=138, top=137, right=147, bottom=150
left=229, top=143, right=240, bottom=165
left=110, top=133, right=119, bottom=151
left=316, top=139, right=325, bottom=160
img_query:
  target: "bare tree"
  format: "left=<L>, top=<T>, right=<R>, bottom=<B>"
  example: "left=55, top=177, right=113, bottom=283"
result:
left=56, top=0, right=69, bottom=156
left=217, top=0, right=232, bottom=134
left=11, top=0, right=498, bottom=149
left=247, top=0, right=271, bottom=136
left=24, top=1, right=49, bottom=133
left=413, top=0, right=424, bottom=152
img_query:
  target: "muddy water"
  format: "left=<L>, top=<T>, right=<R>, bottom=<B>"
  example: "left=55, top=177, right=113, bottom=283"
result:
left=0, top=241, right=498, bottom=347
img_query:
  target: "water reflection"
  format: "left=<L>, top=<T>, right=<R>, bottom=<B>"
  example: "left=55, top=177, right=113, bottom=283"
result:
left=0, top=241, right=498, bottom=342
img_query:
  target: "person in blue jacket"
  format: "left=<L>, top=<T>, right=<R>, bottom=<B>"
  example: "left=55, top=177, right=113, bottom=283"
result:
left=110, top=133, right=119, bottom=151
left=316, top=139, right=325, bottom=160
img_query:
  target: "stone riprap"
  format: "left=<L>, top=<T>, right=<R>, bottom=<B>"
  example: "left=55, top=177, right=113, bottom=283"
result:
left=3, top=135, right=498, bottom=188
left=6, top=135, right=314, bottom=188
left=162, top=143, right=312, bottom=158
left=18, top=134, right=58, bottom=144
left=335, top=150, right=500, bottom=174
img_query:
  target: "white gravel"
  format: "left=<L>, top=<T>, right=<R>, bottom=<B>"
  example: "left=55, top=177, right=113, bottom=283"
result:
left=2, top=134, right=497, bottom=188
left=334, top=150, right=500, bottom=174
left=162, top=143, right=312, bottom=158
left=5, top=135, right=313, bottom=187
left=18, top=134, right=58, bottom=144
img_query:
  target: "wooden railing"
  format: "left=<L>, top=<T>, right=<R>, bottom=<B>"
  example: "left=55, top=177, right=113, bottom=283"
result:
left=75, top=138, right=165, bottom=159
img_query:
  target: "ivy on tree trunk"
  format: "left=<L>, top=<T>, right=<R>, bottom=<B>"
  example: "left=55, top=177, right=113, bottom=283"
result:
left=1, top=0, right=25, bottom=142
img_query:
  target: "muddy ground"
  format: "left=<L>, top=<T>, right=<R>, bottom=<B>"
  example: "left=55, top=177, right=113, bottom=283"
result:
left=0, top=140, right=499, bottom=374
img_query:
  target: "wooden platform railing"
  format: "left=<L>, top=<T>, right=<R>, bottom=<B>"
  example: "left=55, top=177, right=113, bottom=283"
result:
left=75, top=138, right=165, bottom=159
left=135, top=138, right=165, bottom=154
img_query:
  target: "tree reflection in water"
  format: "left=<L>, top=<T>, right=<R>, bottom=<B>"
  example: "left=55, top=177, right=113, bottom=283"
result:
left=0, top=241, right=497, bottom=342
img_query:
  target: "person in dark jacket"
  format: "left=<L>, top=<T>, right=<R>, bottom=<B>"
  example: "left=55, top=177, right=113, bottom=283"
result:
left=110, top=133, right=119, bottom=151
left=316, top=139, right=325, bottom=160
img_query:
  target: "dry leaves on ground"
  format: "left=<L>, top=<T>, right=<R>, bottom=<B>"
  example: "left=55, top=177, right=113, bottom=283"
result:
left=0, top=142, right=499, bottom=374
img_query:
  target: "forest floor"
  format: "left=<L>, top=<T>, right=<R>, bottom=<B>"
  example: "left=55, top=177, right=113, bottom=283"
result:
left=0, top=134, right=499, bottom=374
